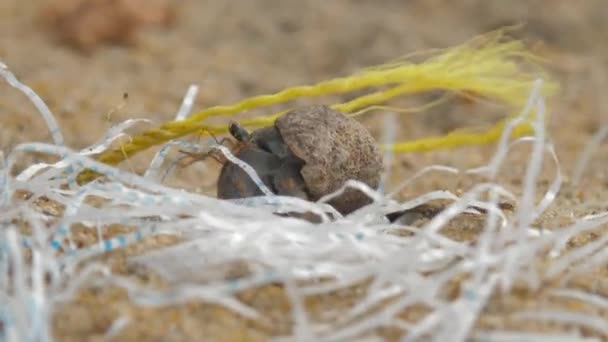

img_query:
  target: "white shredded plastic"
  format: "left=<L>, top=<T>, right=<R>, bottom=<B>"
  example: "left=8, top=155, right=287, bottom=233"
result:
left=550, top=288, right=608, bottom=310
left=572, top=124, right=608, bottom=187
left=0, top=62, right=64, bottom=146
left=379, top=111, right=397, bottom=193
left=104, top=316, right=131, bottom=338
left=513, top=311, right=608, bottom=336
left=3, top=61, right=608, bottom=342
left=145, top=84, right=199, bottom=180
left=472, top=330, right=601, bottom=342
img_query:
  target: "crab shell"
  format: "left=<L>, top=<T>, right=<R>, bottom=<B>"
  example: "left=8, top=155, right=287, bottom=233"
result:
left=217, top=105, right=383, bottom=215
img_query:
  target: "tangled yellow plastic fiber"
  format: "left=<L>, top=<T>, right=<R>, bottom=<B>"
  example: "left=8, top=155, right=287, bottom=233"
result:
left=77, top=28, right=557, bottom=184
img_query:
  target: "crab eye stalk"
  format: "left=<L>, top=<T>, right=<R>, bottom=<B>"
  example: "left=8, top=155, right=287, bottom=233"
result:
left=228, top=121, right=250, bottom=142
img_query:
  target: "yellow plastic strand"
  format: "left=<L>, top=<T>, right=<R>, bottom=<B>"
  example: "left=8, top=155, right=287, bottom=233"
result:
left=77, top=28, right=558, bottom=184
left=348, top=94, right=454, bottom=118
left=384, top=114, right=533, bottom=153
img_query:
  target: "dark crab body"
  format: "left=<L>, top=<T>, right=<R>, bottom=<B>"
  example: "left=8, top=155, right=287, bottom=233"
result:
left=217, top=125, right=309, bottom=200
left=217, top=105, right=384, bottom=215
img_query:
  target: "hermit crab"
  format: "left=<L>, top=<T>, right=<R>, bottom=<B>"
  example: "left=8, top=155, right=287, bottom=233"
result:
left=214, top=105, right=384, bottom=216
left=185, top=105, right=512, bottom=223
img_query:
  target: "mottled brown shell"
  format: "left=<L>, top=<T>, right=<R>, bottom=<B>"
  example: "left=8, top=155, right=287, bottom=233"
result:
left=275, top=105, right=383, bottom=213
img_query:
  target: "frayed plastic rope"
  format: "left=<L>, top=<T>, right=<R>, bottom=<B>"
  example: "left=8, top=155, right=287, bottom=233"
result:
left=75, top=28, right=558, bottom=184
left=145, top=84, right=199, bottom=181
left=572, top=124, right=608, bottom=187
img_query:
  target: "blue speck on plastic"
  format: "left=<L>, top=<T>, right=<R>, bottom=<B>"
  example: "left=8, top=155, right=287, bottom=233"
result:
left=104, top=239, right=112, bottom=251
left=51, top=239, right=62, bottom=250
